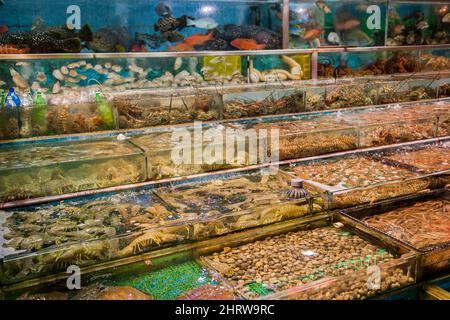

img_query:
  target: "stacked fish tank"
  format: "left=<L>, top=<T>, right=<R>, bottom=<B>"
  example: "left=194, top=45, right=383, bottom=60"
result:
left=0, top=0, right=450, bottom=301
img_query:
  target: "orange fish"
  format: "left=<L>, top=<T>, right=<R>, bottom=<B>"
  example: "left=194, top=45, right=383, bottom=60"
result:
left=183, top=31, right=214, bottom=47
left=230, top=38, right=266, bottom=50
left=336, top=19, right=360, bottom=31
left=302, top=28, right=324, bottom=41
left=0, top=25, right=8, bottom=33
left=167, top=43, right=195, bottom=52
left=131, top=43, right=148, bottom=52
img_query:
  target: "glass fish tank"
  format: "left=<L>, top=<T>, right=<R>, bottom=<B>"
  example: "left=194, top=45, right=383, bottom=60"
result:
left=249, top=54, right=311, bottom=83
left=387, top=1, right=450, bottom=46
left=284, top=139, right=450, bottom=209
left=341, top=189, right=450, bottom=275
left=317, top=48, right=450, bottom=79
left=0, top=0, right=281, bottom=54
left=288, top=0, right=386, bottom=48
left=0, top=168, right=326, bottom=284
left=2, top=202, right=419, bottom=300
left=0, top=139, right=146, bottom=201
left=201, top=217, right=416, bottom=300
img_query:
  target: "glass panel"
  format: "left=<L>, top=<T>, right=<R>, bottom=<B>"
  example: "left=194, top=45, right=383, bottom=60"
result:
left=0, top=139, right=146, bottom=201
left=387, top=2, right=450, bottom=46
left=0, top=0, right=282, bottom=53
left=289, top=0, right=386, bottom=48
left=201, top=223, right=415, bottom=299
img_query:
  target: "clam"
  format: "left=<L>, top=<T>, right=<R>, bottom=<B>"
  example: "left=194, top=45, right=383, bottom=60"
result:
left=52, top=81, right=61, bottom=94
left=36, top=72, right=47, bottom=83
left=52, top=69, right=65, bottom=81
left=94, top=64, right=103, bottom=72
left=112, top=65, right=122, bottom=73
left=61, top=66, right=69, bottom=75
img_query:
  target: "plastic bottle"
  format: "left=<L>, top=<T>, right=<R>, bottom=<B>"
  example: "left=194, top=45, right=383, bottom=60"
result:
left=0, top=89, right=6, bottom=107
left=31, top=90, right=48, bottom=133
left=3, top=88, right=21, bottom=138
left=5, top=88, right=21, bottom=108
left=95, top=89, right=115, bottom=129
left=20, top=90, right=33, bottom=137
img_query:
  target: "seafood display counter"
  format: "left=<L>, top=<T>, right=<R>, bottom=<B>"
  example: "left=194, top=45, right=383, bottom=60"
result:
left=0, top=139, right=146, bottom=202
left=1, top=211, right=419, bottom=300
left=1, top=100, right=448, bottom=201
left=340, top=189, right=450, bottom=276
left=0, top=0, right=449, bottom=302
left=284, top=139, right=450, bottom=208
left=0, top=168, right=326, bottom=285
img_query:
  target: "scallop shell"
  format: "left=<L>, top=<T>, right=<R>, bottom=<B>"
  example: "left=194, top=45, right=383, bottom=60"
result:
left=112, top=65, right=122, bottom=73
left=69, top=70, right=78, bottom=77
left=84, top=63, right=93, bottom=70
left=79, top=74, right=87, bottom=80
left=68, top=62, right=80, bottom=69
left=61, top=66, right=69, bottom=75
left=53, top=70, right=65, bottom=82
left=78, top=60, right=87, bottom=67
left=52, top=81, right=61, bottom=94
left=105, top=63, right=112, bottom=69
left=36, top=72, right=47, bottom=83
left=94, top=64, right=103, bottom=72
left=66, top=77, right=80, bottom=83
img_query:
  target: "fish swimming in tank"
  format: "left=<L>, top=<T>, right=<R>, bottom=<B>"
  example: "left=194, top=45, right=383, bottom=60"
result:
left=31, top=18, right=93, bottom=42
left=342, top=29, right=374, bottom=46
left=160, top=30, right=184, bottom=42
left=186, top=17, right=219, bottom=30
left=315, top=1, right=331, bottom=14
left=230, top=38, right=266, bottom=50
left=135, top=32, right=161, bottom=49
left=0, top=30, right=81, bottom=53
left=327, top=32, right=341, bottom=45
left=154, top=15, right=192, bottom=33
left=183, top=31, right=214, bottom=47
left=87, top=27, right=132, bottom=53
left=155, top=2, right=172, bottom=17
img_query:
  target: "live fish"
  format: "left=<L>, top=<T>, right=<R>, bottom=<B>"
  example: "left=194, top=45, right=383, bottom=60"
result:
left=160, top=30, right=184, bottom=42
left=201, top=39, right=228, bottom=50
left=0, top=25, right=8, bottom=33
left=342, top=29, right=374, bottom=46
left=327, top=32, right=341, bottom=45
left=154, top=15, right=191, bottom=33
left=135, top=32, right=161, bottom=49
left=88, top=27, right=132, bottom=53
left=336, top=19, right=360, bottom=31
left=186, top=17, right=218, bottom=30
left=183, top=31, right=214, bottom=46
left=315, top=1, right=331, bottom=14
left=155, top=2, right=172, bottom=17
left=230, top=38, right=266, bottom=50
left=302, top=28, right=323, bottom=41
left=32, top=18, right=93, bottom=42
left=0, top=30, right=81, bottom=53
left=0, top=44, right=30, bottom=54
left=167, top=43, right=194, bottom=51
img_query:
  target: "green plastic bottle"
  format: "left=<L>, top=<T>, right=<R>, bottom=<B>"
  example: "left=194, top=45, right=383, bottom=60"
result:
left=31, top=91, right=48, bottom=131
left=0, top=89, right=6, bottom=107
left=95, top=89, right=115, bottom=129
